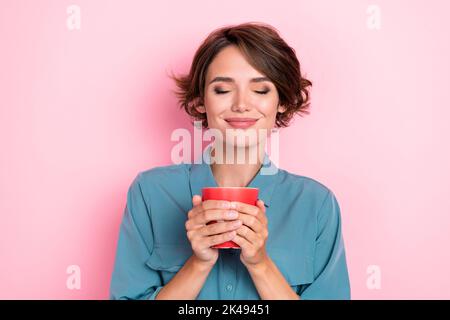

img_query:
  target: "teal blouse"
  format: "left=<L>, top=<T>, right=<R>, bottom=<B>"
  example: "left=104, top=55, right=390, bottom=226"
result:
left=110, top=146, right=350, bottom=300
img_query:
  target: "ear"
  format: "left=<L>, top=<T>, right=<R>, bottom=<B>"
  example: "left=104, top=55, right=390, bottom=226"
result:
left=195, top=104, right=206, bottom=114
left=277, top=104, right=287, bottom=113
left=194, top=96, right=206, bottom=114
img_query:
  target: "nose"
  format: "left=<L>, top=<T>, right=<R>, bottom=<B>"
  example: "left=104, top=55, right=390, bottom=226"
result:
left=231, top=90, right=251, bottom=113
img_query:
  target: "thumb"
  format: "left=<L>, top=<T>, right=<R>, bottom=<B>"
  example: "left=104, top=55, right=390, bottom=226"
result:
left=192, top=195, right=202, bottom=206
left=257, top=199, right=265, bottom=212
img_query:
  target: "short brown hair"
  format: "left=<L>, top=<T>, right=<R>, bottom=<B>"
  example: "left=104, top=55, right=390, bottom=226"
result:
left=170, top=22, right=312, bottom=129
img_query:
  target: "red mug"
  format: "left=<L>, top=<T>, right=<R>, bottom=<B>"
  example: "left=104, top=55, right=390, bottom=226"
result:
left=202, top=187, right=259, bottom=249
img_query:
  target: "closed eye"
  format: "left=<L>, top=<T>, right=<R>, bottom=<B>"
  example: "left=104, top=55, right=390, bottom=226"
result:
left=214, top=89, right=230, bottom=95
left=214, top=89, right=270, bottom=95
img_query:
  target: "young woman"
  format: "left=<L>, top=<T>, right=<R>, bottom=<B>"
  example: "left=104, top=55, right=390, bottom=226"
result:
left=110, top=22, right=350, bottom=300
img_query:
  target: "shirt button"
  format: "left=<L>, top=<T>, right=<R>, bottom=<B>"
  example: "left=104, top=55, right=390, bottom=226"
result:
left=226, top=284, right=233, bottom=291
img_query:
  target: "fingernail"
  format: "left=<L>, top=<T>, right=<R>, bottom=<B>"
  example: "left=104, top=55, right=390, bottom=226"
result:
left=227, top=210, right=238, bottom=218
left=232, top=220, right=242, bottom=227
left=230, top=202, right=237, bottom=209
left=222, top=202, right=230, bottom=209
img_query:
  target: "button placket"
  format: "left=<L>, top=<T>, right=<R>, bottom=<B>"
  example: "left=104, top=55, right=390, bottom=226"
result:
left=220, top=250, right=238, bottom=298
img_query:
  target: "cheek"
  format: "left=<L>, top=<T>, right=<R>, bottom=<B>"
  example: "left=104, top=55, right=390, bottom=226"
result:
left=204, top=93, right=230, bottom=111
left=204, top=97, right=227, bottom=119
left=255, top=96, right=279, bottom=118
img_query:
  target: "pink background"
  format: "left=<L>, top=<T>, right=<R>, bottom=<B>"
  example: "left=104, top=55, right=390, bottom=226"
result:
left=1, top=0, right=449, bottom=299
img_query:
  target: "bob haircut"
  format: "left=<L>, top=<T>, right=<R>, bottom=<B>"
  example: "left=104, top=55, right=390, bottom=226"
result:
left=171, top=22, right=312, bottom=129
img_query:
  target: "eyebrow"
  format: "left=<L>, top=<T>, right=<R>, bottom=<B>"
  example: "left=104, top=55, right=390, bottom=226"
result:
left=208, top=76, right=271, bottom=85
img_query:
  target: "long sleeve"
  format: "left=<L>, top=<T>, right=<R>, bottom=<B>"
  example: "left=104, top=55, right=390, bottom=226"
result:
left=299, top=190, right=351, bottom=300
left=110, top=173, right=163, bottom=300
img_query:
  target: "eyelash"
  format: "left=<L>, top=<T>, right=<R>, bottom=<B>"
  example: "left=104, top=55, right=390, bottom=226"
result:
left=214, top=89, right=270, bottom=95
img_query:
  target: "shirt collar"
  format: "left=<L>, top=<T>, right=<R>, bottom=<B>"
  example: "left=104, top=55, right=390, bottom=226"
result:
left=188, top=145, right=279, bottom=208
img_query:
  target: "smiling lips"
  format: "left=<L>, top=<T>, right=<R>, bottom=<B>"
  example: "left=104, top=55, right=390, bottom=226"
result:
left=224, top=117, right=259, bottom=129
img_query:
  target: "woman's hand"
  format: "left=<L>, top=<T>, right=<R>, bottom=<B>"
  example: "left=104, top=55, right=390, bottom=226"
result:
left=185, top=195, right=243, bottom=267
left=230, top=199, right=270, bottom=268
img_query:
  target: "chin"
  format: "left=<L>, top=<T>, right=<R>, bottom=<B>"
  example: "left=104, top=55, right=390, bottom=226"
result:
left=212, top=126, right=266, bottom=148
left=224, top=138, right=259, bottom=149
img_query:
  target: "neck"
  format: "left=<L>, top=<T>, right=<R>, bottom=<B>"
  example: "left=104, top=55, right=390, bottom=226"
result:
left=209, top=143, right=265, bottom=188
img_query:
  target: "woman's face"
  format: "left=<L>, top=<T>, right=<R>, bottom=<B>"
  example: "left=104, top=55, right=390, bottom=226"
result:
left=196, top=45, right=286, bottom=149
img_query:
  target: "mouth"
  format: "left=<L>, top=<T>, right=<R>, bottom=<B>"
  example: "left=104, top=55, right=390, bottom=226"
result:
left=224, top=117, right=259, bottom=129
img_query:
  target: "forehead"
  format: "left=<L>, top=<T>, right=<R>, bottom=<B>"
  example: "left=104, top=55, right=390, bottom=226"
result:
left=206, top=45, right=264, bottom=80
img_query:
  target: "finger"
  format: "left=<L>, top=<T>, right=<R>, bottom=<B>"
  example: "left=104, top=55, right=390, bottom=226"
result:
left=185, top=217, right=204, bottom=232
left=235, top=225, right=261, bottom=246
left=206, top=230, right=237, bottom=248
left=230, top=201, right=259, bottom=216
left=236, top=212, right=264, bottom=234
left=199, top=220, right=242, bottom=237
left=256, top=199, right=266, bottom=213
left=255, top=199, right=268, bottom=225
left=186, top=195, right=204, bottom=230
left=192, top=195, right=202, bottom=206
left=232, top=201, right=268, bottom=226
left=187, top=195, right=203, bottom=220
left=188, top=199, right=231, bottom=221
left=187, top=205, right=203, bottom=220
left=192, top=209, right=239, bottom=225
left=201, top=199, right=234, bottom=210
left=231, top=233, right=252, bottom=252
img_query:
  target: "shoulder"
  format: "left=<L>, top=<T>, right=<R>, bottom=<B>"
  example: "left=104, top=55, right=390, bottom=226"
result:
left=277, top=167, right=334, bottom=203
left=128, top=163, right=191, bottom=198
left=137, top=163, right=190, bottom=183
left=277, top=168, right=342, bottom=228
